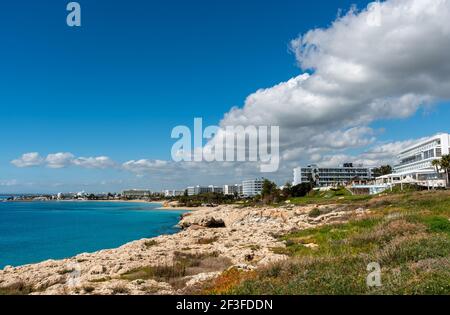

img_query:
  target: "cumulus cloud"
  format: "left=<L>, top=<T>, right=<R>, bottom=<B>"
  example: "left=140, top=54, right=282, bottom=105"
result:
left=317, top=136, right=430, bottom=168
left=122, top=159, right=169, bottom=174
left=72, top=156, right=116, bottom=169
left=213, top=0, right=450, bottom=165
left=11, top=152, right=116, bottom=170
left=11, top=152, right=44, bottom=168
left=45, top=152, right=75, bottom=169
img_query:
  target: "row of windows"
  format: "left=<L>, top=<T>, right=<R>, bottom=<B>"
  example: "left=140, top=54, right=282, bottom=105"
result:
left=300, top=173, right=371, bottom=177
left=302, top=169, right=369, bottom=173
left=395, top=161, right=433, bottom=173
left=399, top=140, right=440, bottom=158
left=398, top=148, right=442, bottom=167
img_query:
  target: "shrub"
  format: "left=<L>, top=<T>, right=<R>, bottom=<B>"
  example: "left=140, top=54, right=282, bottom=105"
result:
left=308, top=208, right=322, bottom=218
left=422, top=216, right=450, bottom=234
left=376, top=234, right=450, bottom=266
left=0, top=281, right=34, bottom=295
left=111, top=285, right=130, bottom=295
left=83, top=285, right=95, bottom=293
left=144, top=240, right=158, bottom=248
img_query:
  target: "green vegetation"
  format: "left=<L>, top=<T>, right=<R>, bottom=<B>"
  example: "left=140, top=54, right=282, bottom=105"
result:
left=204, top=190, right=450, bottom=295
left=433, top=154, right=450, bottom=187
left=121, top=251, right=232, bottom=289
left=372, top=165, right=393, bottom=178
left=176, top=193, right=236, bottom=207
left=290, top=187, right=372, bottom=205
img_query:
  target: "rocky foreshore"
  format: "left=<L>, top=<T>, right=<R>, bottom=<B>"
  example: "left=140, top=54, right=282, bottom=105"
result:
left=0, top=203, right=370, bottom=295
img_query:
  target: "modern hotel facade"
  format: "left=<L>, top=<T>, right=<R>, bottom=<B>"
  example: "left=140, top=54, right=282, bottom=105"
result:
left=395, top=133, right=450, bottom=175
left=186, top=185, right=224, bottom=196
left=223, top=184, right=243, bottom=196
left=293, top=164, right=373, bottom=187
left=378, top=133, right=450, bottom=187
left=122, top=189, right=152, bottom=199
left=242, top=179, right=264, bottom=197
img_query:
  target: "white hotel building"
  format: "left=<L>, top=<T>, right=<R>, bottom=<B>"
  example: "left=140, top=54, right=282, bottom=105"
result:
left=223, top=184, right=243, bottom=196
left=378, top=133, right=450, bottom=187
left=242, top=179, right=264, bottom=197
left=293, top=164, right=373, bottom=187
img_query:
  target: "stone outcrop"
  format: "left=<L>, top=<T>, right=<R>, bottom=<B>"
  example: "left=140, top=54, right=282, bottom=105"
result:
left=0, top=203, right=369, bottom=295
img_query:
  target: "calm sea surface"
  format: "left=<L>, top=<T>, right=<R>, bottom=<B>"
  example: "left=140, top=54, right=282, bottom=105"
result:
left=0, top=201, right=186, bottom=268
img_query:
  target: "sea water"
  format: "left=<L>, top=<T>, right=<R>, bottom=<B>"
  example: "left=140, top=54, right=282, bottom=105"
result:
left=0, top=201, right=186, bottom=268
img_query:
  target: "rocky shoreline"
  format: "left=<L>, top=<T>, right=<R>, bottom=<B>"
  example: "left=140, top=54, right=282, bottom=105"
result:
left=0, top=203, right=370, bottom=295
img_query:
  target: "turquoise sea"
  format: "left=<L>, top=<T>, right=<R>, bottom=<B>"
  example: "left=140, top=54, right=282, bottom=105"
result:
left=0, top=201, right=186, bottom=268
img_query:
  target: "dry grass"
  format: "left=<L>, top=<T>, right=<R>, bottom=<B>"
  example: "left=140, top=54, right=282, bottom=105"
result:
left=196, top=236, right=219, bottom=245
left=202, top=268, right=257, bottom=294
left=121, top=251, right=232, bottom=289
left=0, top=281, right=34, bottom=295
left=111, top=284, right=130, bottom=295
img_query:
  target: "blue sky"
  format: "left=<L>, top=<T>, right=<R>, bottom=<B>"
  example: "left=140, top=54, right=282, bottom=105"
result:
left=1, top=0, right=449, bottom=193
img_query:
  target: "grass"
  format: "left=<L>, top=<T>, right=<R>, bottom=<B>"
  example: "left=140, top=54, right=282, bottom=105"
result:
left=111, top=284, right=130, bottom=295
left=0, top=281, right=35, bottom=295
left=89, top=276, right=111, bottom=283
left=290, top=187, right=373, bottom=205
left=121, top=251, right=232, bottom=289
left=203, top=190, right=450, bottom=295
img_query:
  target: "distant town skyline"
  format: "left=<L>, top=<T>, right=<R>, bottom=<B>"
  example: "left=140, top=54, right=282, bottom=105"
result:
left=1, top=0, right=450, bottom=193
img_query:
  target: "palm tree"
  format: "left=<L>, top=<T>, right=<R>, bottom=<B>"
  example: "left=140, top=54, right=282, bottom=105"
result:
left=439, top=154, right=450, bottom=188
left=432, top=159, right=441, bottom=177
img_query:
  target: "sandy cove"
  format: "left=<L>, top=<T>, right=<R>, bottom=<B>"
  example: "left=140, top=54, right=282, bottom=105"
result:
left=0, top=203, right=370, bottom=295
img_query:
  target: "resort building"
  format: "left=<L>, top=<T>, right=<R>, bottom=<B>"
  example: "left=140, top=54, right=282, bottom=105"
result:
left=293, top=164, right=373, bottom=187
left=208, top=185, right=224, bottom=194
left=377, top=133, right=450, bottom=187
left=122, top=189, right=152, bottom=199
left=223, top=184, right=242, bottom=196
left=187, top=186, right=204, bottom=196
left=242, top=179, right=264, bottom=197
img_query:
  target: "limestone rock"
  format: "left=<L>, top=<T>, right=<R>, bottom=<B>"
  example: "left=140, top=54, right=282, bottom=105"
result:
left=0, top=203, right=369, bottom=295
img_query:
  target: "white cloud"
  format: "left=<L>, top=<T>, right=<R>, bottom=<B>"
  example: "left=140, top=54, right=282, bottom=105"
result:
left=316, top=136, right=430, bottom=168
left=11, top=152, right=44, bottom=168
left=45, top=152, right=75, bottom=169
left=0, top=179, right=18, bottom=187
left=72, top=156, right=116, bottom=169
left=11, top=152, right=117, bottom=170
left=213, top=0, right=450, bottom=166
left=122, top=159, right=169, bottom=174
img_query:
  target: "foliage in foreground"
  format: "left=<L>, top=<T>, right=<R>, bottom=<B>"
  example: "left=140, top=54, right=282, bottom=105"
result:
left=204, top=191, right=450, bottom=295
